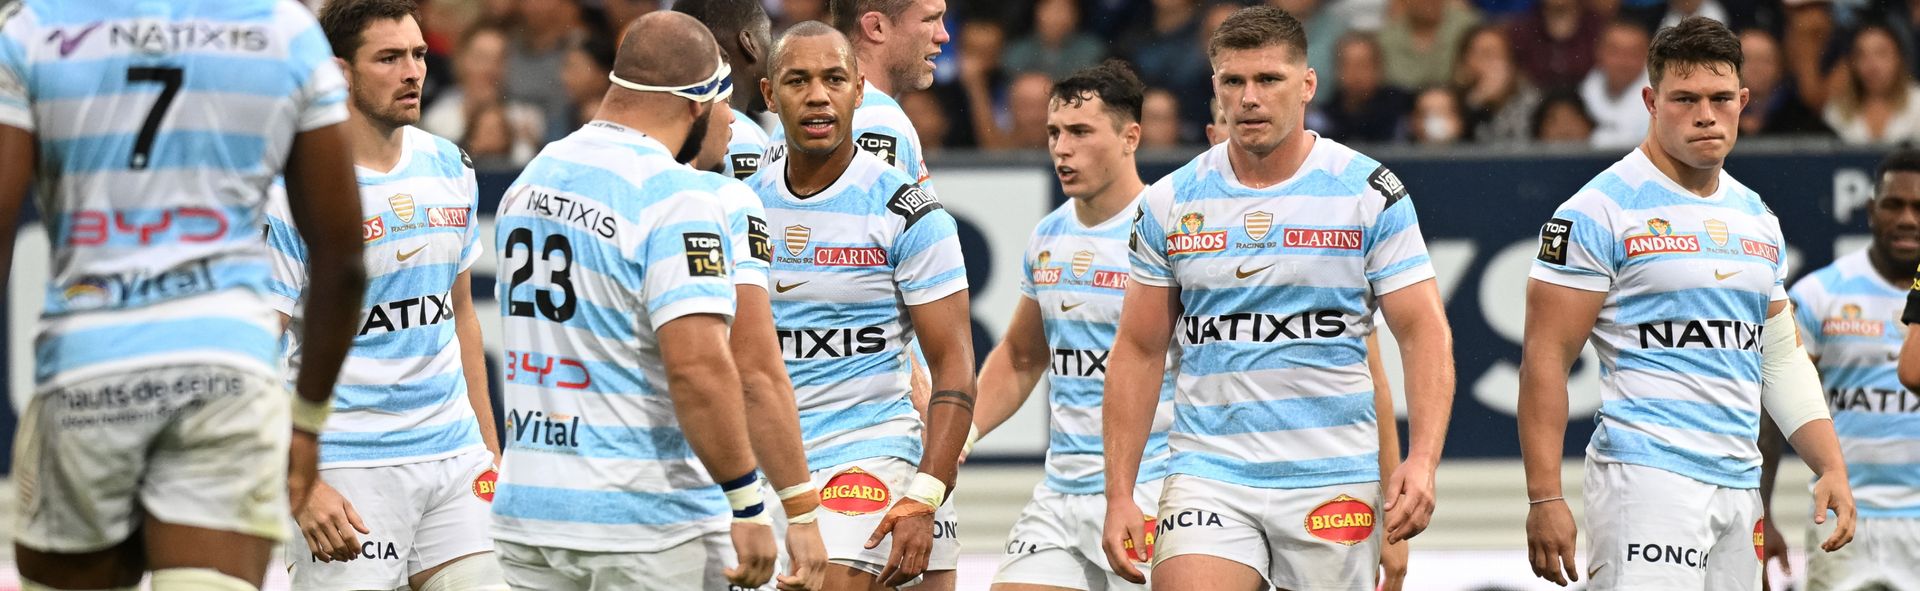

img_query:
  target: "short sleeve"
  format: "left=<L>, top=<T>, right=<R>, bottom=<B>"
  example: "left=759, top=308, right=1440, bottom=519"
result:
left=887, top=184, right=967, bottom=305
left=0, top=5, right=35, bottom=132
left=262, top=181, right=309, bottom=317
left=1129, top=184, right=1174, bottom=287
left=1529, top=192, right=1618, bottom=292
left=1362, top=172, right=1436, bottom=296
left=1018, top=236, right=1039, bottom=298
left=459, top=159, right=483, bottom=272
left=1768, top=215, right=1790, bottom=302
left=719, top=181, right=770, bottom=290
left=638, top=187, right=738, bottom=329
left=286, top=13, right=347, bottom=132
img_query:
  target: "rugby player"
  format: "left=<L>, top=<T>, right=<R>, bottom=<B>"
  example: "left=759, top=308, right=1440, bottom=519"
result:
left=486, top=12, right=778, bottom=590
left=0, top=1, right=367, bottom=589
left=1772, top=148, right=1920, bottom=590
left=1519, top=16, right=1857, bottom=590
left=1100, top=7, right=1455, bottom=590
left=261, top=1, right=506, bottom=589
left=747, top=21, right=975, bottom=591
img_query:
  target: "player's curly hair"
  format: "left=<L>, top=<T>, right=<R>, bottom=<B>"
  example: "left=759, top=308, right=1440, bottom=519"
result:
left=1648, top=16, right=1742, bottom=88
left=1050, top=60, right=1145, bottom=126
left=1208, top=6, right=1308, bottom=63
left=317, top=0, right=421, bottom=61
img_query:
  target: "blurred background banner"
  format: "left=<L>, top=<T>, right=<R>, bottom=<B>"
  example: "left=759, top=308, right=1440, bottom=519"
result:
left=1, top=143, right=1884, bottom=472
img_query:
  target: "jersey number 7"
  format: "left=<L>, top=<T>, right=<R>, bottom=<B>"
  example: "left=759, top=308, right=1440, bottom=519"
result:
left=125, top=66, right=182, bottom=171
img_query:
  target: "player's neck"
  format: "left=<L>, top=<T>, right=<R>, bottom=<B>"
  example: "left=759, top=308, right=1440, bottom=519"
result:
left=595, top=98, right=692, bottom=156
left=786, top=142, right=856, bottom=196
left=1867, top=246, right=1913, bottom=288
left=856, top=53, right=892, bottom=96
left=1640, top=137, right=1721, bottom=196
left=345, top=109, right=407, bottom=173
left=1226, top=129, right=1314, bottom=189
left=1072, top=172, right=1144, bottom=227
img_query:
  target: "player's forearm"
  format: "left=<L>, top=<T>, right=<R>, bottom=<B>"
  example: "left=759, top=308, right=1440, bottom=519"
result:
left=1788, top=418, right=1849, bottom=479
left=974, top=342, right=1047, bottom=436
left=285, top=125, right=367, bottom=405
left=0, top=126, right=32, bottom=299
left=667, top=348, right=758, bottom=482
left=1102, top=337, right=1165, bottom=500
left=1517, top=357, right=1573, bottom=499
left=730, top=292, right=812, bottom=491
left=1369, top=338, right=1403, bottom=477
left=1899, top=329, right=1920, bottom=391
left=1394, top=317, right=1453, bottom=466
left=454, top=285, right=500, bottom=457
left=917, top=341, right=976, bottom=487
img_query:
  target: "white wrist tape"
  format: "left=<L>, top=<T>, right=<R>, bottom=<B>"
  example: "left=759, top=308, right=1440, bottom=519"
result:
left=787, top=509, right=818, bottom=524
left=1761, top=303, right=1830, bottom=437
left=291, top=395, right=332, bottom=434
left=905, top=472, right=947, bottom=508
left=777, top=483, right=814, bottom=500
left=963, top=423, right=980, bottom=457
left=722, top=473, right=771, bottom=524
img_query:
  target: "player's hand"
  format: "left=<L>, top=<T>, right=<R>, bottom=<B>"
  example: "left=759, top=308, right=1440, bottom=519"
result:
left=287, top=429, right=321, bottom=515
left=1812, top=470, right=1857, bottom=552
left=864, top=498, right=936, bottom=588
left=294, top=479, right=370, bottom=563
left=1525, top=499, right=1580, bottom=586
left=776, top=521, right=828, bottom=591
left=1099, top=498, right=1151, bottom=584
left=1378, top=537, right=1408, bottom=591
left=1760, top=517, right=1789, bottom=591
left=725, top=521, right=777, bottom=588
left=1382, top=456, right=1437, bottom=543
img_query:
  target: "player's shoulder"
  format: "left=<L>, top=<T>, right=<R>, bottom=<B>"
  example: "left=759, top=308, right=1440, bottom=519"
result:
left=853, top=151, right=941, bottom=227
left=408, top=126, right=474, bottom=177
left=1033, top=200, right=1080, bottom=237
left=1320, top=139, right=1410, bottom=210
left=1716, top=172, right=1777, bottom=221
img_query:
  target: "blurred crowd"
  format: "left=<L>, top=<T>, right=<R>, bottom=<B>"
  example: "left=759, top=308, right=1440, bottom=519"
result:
left=385, top=0, right=1920, bottom=167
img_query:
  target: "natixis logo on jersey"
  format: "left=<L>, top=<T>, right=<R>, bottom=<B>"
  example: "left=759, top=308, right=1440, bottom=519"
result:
left=1823, top=303, right=1887, bottom=337
left=1165, top=212, right=1227, bottom=256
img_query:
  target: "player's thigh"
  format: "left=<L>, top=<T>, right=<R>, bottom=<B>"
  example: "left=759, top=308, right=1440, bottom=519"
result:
left=994, top=547, right=1100, bottom=591
left=14, top=538, right=147, bottom=590
left=495, top=540, right=581, bottom=590
left=410, top=451, right=499, bottom=579
left=907, top=569, right=954, bottom=591
left=1263, top=482, right=1382, bottom=591
left=1701, top=488, right=1762, bottom=591
left=995, top=488, right=1084, bottom=587
left=1150, top=475, right=1268, bottom=590
left=1582, top=461, right=1717, bottom=590
left=143, top=518, right=275, bottom=588
left=1148, top=554, right=1264, bottom=591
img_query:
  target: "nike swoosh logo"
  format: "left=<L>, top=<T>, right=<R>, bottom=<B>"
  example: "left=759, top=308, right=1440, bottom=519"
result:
left=1060, top=301, right=1084, bottom=312
left=395, top=245, right=427, bottom=262
left=1714, top=269, right=1742, bottom=281
left=1235, top=264, right=1273, bottom=279
left=54, top=22, right=101, bottom=58
left=775, top=281, right=809, bottom=293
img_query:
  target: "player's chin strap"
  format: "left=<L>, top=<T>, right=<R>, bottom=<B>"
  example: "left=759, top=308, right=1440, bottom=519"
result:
left=608, top=58, right=734, bottom=104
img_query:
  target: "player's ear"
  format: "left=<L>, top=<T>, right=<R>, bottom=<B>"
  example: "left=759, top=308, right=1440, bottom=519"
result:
left=1123, top=121, right=1141, bottom=155
left=762, top=77, right=777, bottom=114
left=854, top=74, right=866, bottom=109
left=1643, top=85, right=1656, bottom=115
left=739, top=30, right=763, bottom=66
left=861, top=11, right=887, bottom=45
left=333, top=56, right=352, bottom=86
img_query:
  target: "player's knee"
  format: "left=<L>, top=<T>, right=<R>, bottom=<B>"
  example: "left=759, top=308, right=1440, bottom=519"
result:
left=148, top=568, right=252, bottom=591
left=417, top=553, right=509, bottom=591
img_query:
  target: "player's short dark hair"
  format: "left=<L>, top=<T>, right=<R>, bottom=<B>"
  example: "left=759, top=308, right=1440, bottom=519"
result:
left=1648, top=16, right=1742, bottom=88
left=829, top=0, right=915, bottom=38
left=672, top=0, right=772, bottom=45
left=1050, top=60, right=1145, bottom=126
left=1208, top=6, right=1308, bottom=63
left=1877, top=148, right=1920, bottom=185
left=769, top=21, right=855, bottom=75
left=318, top=0, right=421, bottom=61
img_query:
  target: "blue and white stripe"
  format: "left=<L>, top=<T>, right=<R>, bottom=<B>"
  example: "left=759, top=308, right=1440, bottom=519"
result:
left=1130, top=134, right=1432, bottom=490
left=744, top=149, right=967, bottom=471
left=1790, top=249, right=1920, bottom=516
left=265, top=126, right=484, bottom=468
left=1531, top=148, right=1788, bottom=489
left=489, top=121, right=740, bottom=553
left=1021, top=196, right=1174, bottom=494
left=0, top=0, right=347, bottom=387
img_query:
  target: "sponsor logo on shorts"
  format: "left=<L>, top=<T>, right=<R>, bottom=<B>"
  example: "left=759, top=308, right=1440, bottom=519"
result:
left=1155, top=509, right=1224, bottom=537
left=1753, top=520, right=1765, bottom=560
left=820, top=467, right=890, bottom=515
left=1304, top=494, right=1375, bottom=546
left=1627, top=542, right=1708, bottom=568
left=1125, top=515, right=1158, bottom=562
left=473, top=467, right=497, bottom=503
left=310, top=540, right=399, bottom=562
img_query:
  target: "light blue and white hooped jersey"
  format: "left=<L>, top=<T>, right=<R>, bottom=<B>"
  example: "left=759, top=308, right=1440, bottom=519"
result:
left=1131, top=134, right=1433, bottom=490
left=489, top=121, right=740, bottom=553
left=1022, top=195, right=1175, bottom=495
left=722, top=108, right=769, bottom=181
left=744, top=149, right=966, bottom=470
left=768, top=81, right=936, bottom=193
left=709, top=171, right=771, bottom=291
left=263, top=126, right=484, bottom=469
left=0, top=0, right=346, bottom=386
left=1789, top=249, right=1920, bottom=515
left=1531, top=148, right=1788, bottom=490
